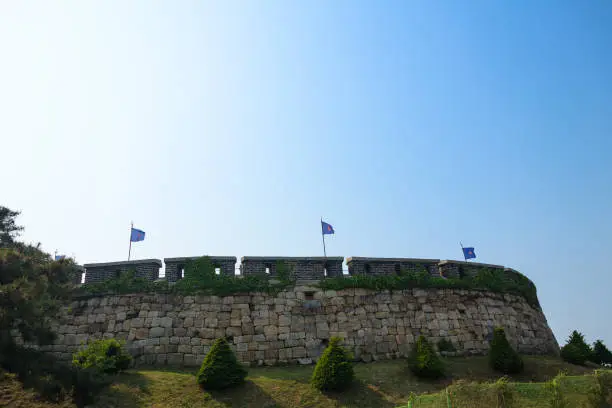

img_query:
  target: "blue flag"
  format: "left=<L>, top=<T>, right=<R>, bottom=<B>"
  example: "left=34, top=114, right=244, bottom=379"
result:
left=321, top=221, right=334, bottom=235
left=462, top=247, right=476, bottom=260
left=55, top=255, right=65, bottom=261
left=130, top=228, right=145, bottom=242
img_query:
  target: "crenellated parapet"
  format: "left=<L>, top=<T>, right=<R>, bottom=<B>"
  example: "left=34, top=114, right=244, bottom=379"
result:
left=83, top=259, right=162, bottom=283
left=81, top=255, right=536, bottom=293
left=240, top=256, right=344, bottom=280
left=164, top=256, right=237, bottom=282
left=346, top=257, right=441, bottom=277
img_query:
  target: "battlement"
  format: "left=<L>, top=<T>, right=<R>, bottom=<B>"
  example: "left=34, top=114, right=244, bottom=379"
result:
left=83, top=259, right=162, bottom=283
left=81, top=255, right=534, bottom=289
left=241, top=256, right=344, bottom=280
left=346, top=257, right=440, bottom=277
left=164, top=256, right=237, bottom=282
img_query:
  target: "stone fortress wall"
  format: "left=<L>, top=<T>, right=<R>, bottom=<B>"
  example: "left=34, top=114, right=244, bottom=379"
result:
left=35, top=255, right=560, bottom=367
left=79, top=255, right=532, bottom=288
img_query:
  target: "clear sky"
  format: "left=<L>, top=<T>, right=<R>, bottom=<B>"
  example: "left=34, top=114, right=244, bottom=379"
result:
left=1, top=1, right=611, bottom=346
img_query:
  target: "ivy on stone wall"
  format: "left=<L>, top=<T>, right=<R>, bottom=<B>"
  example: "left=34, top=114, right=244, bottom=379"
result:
left=318, top=269, right=540, bottom=309
left=79, top=257, right=294, bottom=297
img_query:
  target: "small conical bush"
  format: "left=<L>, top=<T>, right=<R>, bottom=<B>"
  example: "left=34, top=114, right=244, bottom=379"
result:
left=196, top=337, right=247, bottom=390
left=311, top=337, right=354, bottom=391
left=489, top=327, right=524, bottom=374
left=408, top=335, right=445, bottom=379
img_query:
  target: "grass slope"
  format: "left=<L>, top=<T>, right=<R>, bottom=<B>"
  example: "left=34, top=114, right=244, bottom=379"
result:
left=1, top=356, right=604, bottom=408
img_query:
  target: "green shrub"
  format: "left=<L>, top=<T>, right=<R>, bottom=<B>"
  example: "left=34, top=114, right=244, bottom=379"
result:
left=560, top=331, right=592, bottom=366
left=408, top=335, right=445, bottom=379
left=196, top=337, right=247, bottom=390
left=72, top=338, right=132, bottom=375
left=311, top=337, right=354, bottom=391
left=437, top=338, right=456, bottom=353
left=488, top=327, right=524, bottom=374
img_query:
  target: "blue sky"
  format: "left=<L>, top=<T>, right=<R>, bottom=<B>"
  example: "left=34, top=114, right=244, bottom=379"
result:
left=1, top=1, right=611, bottom=346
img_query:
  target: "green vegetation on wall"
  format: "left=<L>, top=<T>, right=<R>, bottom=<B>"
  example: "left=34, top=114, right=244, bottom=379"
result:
left=79, top=258, right=539, bottom=309
left=319, top=268, right=540, bottom=309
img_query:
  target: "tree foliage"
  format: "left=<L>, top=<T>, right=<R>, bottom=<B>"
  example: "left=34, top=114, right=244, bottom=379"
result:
left=0, top=206, right=23, bottom=247
left=590, top=340, right=612, bottom=366
left=488, top=327, right=524, bottom=374
left=560, top=330, right=593, bottom=366
left=311, top=337, right=355, bottom=391
left=196, top=337, right=247, bottom=390
left=0, top=206, right=102, bottom=406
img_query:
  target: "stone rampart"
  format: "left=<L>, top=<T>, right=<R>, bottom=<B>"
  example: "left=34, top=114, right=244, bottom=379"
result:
left=38, top=286, right=559, bottom=367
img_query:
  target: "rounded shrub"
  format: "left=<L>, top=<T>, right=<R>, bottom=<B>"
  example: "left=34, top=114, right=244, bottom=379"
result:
left=408, top=335, right=445, bottom=379
left=311, top=337, right=354, bottom=391
left=560, top=330, right=592, bottom=366
left=488, top=327, right=524, bottom=374
left=72, top=338, right=132, bottom=375
left=196, top=337, right=247, bottom=390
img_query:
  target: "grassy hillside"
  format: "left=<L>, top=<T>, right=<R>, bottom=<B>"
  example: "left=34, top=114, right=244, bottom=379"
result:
left=1, top=356, right=607, bottom=408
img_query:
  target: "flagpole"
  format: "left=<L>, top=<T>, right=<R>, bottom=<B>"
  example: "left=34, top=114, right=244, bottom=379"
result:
left=460, top=242, right=466, bottom=261
left=128, top=221, right=133, bottom=261
left=321, top=217, right=327, bottom=258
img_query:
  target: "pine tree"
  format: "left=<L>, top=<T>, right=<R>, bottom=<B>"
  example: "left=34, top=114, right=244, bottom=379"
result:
left=489, top=327, right=524, bottom=374
left=311, top=337, right=354, bottom=391
left=196, top=337, right=247, bottom=390
left=560, top=330, right=592, bottom=365
left=591, top=340, right=612, bottom=365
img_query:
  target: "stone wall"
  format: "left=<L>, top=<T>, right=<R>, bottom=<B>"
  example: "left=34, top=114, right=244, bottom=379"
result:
left=82, top=256, right=531, bottom=284
left=241, top=257, right=344, bottom=280
left=38, top=286, right=559, bottom=367
left=164, top=257, right=237, bottom=282
left=438, top=260, right=505, bottom=279
left=346, top=257, right=441, bottom=277
left=83, top=259, right=161, bottom=283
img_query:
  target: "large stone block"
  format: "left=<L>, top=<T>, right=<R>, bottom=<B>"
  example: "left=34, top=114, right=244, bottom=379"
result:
left=150, top=327, right=165, bottom=338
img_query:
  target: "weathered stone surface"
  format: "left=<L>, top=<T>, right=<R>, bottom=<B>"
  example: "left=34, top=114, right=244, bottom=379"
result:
left=134, top=328, right=149, bottom=340
left=26, top=286, right=557, bottom=368
left=150, top=327, right=165, bottom=338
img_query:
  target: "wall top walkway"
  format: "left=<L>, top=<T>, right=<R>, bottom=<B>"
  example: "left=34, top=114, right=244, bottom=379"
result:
left=346, top=257, right=440, bottom=263
left=241, top=256, right=344, bottom=262
left=164, top=256, right=237, bottom=263
left=83, top=259, right=162, bottom=268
